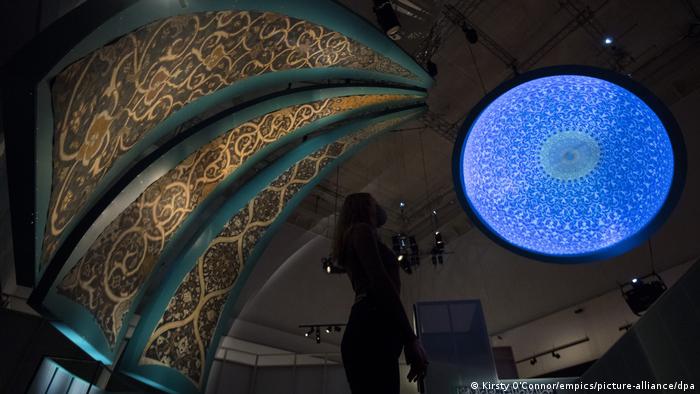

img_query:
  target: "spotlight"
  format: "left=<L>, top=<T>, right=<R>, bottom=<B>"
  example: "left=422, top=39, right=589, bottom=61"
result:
left=315, top=327, right=321, bottom=344
left=603, top=36, right=613, bottom=45
left=323, top=258, right=332, bottom=274
left=530, top=358, right=537, bottom=365
left=621, top=273, right=666, bottom=315
left=427, top=60, right=438, bottom=77
left=434, top=231, right=444, bottom=250
left=431, top=230, right=445, bottom=266
left=462, top=24, right=478, bottom=44
left=399, top=201, right=406, bottom=209
left=432, top=209, right=437, bottom=216
left=325, top=326, right=332, bottom=334
left=322, top=256, right=345, bottom=274
left=304, top=327, right=314, bottom=337
left=392, top=234, right=408, bottom=255
left=391, top=233, right=420, bottom=274
left=393, top=233, right=420, bottom=273
left=373, top=0, right=401, bottom=37
left=552, top=351, right=561, bottom=359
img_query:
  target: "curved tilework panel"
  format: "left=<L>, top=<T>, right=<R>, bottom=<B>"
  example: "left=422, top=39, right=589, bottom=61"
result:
left=53, top=94, right=413, bottom=349
left=123, top=112, right=418, bottom=392
left=11, top=0, right=431, bottom=384
left=42, top=10, right=419, bottom=267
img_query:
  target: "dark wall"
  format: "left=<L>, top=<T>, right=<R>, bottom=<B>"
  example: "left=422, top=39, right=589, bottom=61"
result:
left=0, top=0, right=88, bottom=66
left=0, top=309, right=94, bottom=394
left=0, top=0, right=41, bottom=66
left=493, top=346, right=518, bottom=379
left=579, top=260, right=700, bottom=391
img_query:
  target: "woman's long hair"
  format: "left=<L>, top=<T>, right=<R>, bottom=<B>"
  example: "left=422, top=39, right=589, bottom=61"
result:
left=332, top=193, right=377, bottom=266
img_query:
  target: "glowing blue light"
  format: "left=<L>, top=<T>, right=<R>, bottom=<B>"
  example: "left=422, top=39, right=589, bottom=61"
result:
left=457, top=74, right=677, bottom=260
left=604, top=37, right=613, bottom=45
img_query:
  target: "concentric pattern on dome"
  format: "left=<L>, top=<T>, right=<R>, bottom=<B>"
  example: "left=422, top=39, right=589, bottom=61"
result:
left=539, top=130, right=600, bottom=181
left=461, top=75, right=675, bottom=256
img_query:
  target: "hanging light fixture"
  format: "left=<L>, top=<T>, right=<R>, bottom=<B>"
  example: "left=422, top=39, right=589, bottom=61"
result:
left=304, top=327, right=314, bottom=337
left=462, top=24, right=478, bottom=44
left=373, top=0, right=401, bottom=37
left=452, top=65, right=686, bottom=262
left=322, top=167, right=346, bottom=274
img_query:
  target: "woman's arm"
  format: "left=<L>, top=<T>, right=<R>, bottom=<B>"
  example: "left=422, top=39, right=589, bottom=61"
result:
left=349, top=223, right=417, bottom=345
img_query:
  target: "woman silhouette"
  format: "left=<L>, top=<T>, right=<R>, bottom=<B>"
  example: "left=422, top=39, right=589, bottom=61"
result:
left=333, top=193, right=428, bottom=393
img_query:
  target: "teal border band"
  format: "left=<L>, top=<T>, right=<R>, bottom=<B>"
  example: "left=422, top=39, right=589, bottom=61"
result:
left=33, top=0, right=431, bottom=281
left=40, top=93, right=424, bottom=365
left=119, top=106, right=425, bottom=393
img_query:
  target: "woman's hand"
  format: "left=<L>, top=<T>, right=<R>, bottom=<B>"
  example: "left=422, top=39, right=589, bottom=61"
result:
left=404, top=337, right=428, bottom=384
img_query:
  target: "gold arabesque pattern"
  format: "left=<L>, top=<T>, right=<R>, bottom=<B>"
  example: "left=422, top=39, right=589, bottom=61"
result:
left=137, top=115, right=411, bottom=386
left=43, top=10, right=418, bottom=266
left=56, top=94, right=411, bottom=346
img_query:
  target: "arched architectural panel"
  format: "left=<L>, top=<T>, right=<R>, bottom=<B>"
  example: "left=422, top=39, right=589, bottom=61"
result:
left=3, top=0, right=430, bottom=286
left=119, top=107, right=425, bottom=393
left=36, top=91, right=423, bottom=364
left=4, top=0, right=432, bottom=387
left=40, top=10, right=423, bottom=270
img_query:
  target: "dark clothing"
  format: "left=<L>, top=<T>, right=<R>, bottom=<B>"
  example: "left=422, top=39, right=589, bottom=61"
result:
left=340, top=223, right=417, bottom=393
left=349, top=238, right=402, bottom=300
left=340, top=223, right=416, bottom=345
left=341, top=297, right=403, bottom=394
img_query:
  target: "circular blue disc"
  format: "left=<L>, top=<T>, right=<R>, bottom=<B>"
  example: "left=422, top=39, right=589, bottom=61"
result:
left=453, top=67, right=685, bottom=262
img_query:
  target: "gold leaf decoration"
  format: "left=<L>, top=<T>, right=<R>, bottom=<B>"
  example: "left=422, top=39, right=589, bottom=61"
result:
left=137, top=114, right=411, bottom=386
left=44, top=10, right=419, bottom=266
left=56, top=95, right=412, bottom=347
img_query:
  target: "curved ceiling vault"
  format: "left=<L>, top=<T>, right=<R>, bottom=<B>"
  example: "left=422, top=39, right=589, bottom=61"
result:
left=0, top=0, right=432, bottom=392
left=40, top=9, right=423, bottom=269
left=46, top=92, right=422, bottom=360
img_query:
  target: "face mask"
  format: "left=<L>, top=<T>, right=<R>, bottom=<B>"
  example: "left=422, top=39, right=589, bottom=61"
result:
left=375, top=205, right=387, bottom=228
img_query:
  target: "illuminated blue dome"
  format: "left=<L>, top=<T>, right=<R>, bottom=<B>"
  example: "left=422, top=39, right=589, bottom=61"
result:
left=454, top=68, right=684, bottom=262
